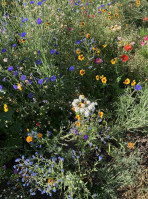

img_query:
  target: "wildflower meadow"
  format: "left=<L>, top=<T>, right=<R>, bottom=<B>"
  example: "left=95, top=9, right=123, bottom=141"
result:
left=0, top=0, right=148, bottom=198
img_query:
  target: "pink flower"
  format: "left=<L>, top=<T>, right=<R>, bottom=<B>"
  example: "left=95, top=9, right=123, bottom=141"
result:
left=143, top=35, right=148, bottom=41
left=96, top=58, right=103, bottom=64
left=140, top=41, right=145, bottom=46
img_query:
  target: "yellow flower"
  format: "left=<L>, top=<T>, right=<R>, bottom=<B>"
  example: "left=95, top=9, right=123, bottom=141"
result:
left=78, top=54, right=84, bottom=61
left=26, top=136, right=32, bottom=143
left=99, top=112, right=104, bottom=118
left=100, top=75, right=104, bottom=79
left=108, top=12, right=111, bottom=15
left=92, top=47, right=97, bottom=51
left=75, top=121, right=80, bottom=126
left=114, top=13, right=118, bottom=17
left=123, top=78, right=130, bottom=85
left=131, top=80, right=136, bottom=86
left=75, top=115, right=80, bottom=120
left=111, top=58, right=117, bottom=64
left=4, top=104, right=8, bottom=112
left=17, top=83, right=22, bottom=90
left=136, top=1, right=140, bottom=7
left=80, top=69, right=85, bottom=76
left=108, top=16, right=111, bottom=20
left=97, top=49, right=101, bottom=54
left=76, top=49, right=81, bottom=54
left=96, top=75, right=100, bottom=81
left=80, top=22, right=85, bottom=26
left=102, top=44, right=107, bottom=48
left=101, top=77, right=107, bottom=84
left=38, top=133, right=43, bottom=138
left=86, top=33, right=90, bottom=38
left=27, top=129, right=29, bottom=132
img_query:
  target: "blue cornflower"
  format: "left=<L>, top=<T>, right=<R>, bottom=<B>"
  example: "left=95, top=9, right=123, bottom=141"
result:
left=51, top=75, right=56, bottom=81
left=28, top=93, right=34, bottom=98
left=2, top=77, right=6, bottom=82
left=2, top=49, right=6, bottom=53
left=37, top=1, right=42, bottom=5
left=135, top=85, right=142, bottom=91
left=37, top=50, right=41, bottom=54
left=69, top=66, right=74, bottom=71
left=13, top=85, right=17, bottom=90
left=12, top=44, right=17, bottom=47
left=21, top=32, right=26, bottom=37
left=8, top=66, right=14, bottom=71
left=83, top=135, right=88, bottom=140
left=38, top=79, right=43, bottom=84
left=37, top=18, right=42, bottom=24
left=99, top=156, right=102, bottom=161
left=36, top=60, right=42, bottom=65
left=0, top=85, right=2, bottom=91
left=21, top=75, right=27, bottom=81
left=76, top=40, right=81, bottom=44
left=30, top=1, right=34, bottom=4
left=13, top=71, right=19, bottom=76
left=50, top=49, right=56, bottom=54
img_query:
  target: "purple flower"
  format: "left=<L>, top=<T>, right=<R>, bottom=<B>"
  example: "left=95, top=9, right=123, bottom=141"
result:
left=21, top=75, right=27, bottom=81
left=38, top=79, right=43, bottom=84
left=30, top=1, right=34, bottom=4
left=50, top=49, right=56, bottom=54
left=69, top=66, right=74, bottom=71
left=37, top=18, right=42, bottom=24
left=135, top=85, right=142, bottom=91
left=51, top=75, right=56, bottom=81
left=12, top=44, right=17, bottom=47
left=76, top=40, right=81, bottom=44
left=83, top=135, right=88, bottom=140
left=2, top=77, right=6, bottom=82
left=13, top=71, right=19, bottom=76
left=8, top=66, right=14, bottom=71
left=2, top=165, right=6, bottom=169
left=13, top=85, right=17, bottom=90
left=2, top=49, right=6, bottom=53
left=28, top=93, right=34, bottom=98
left=0, top=85, right=3, bottom=91
left=21, top=32, right=26, bottom=37
left=36, top=60, right=42, bottom=65
left=14, top=169, right=18, bottom=174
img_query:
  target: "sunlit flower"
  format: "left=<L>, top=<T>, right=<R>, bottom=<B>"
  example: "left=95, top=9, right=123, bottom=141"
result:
left=75, top=115, right=80, bottom=120
left=48, top=178, right=54, bottom=186
left=17, top=83, right=22, bottom=90
left=101, top=77, right=107, bottom=84
left=86, top=33, right=90, bottom=38
left=102, top=44, right=107, bottom=48
left=75, top=121, right=80, bottom=126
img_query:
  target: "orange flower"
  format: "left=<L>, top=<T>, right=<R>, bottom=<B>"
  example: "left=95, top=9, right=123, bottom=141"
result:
left=75, top=121, right=80, bottom=126
left=80, top=69, right=85, bottom=76
left=26, top=136, right=32, bottom=143
left=48, top=178, right=54, bottom=186
left=76, top=49, right=81, bottom=54
left=143, top=17, right=148, bottom=21
left=99, top=112, right=104, bottom=118
left=86, top=33, right=90, bottom=38
left=78, top=54, right=84, bottom=61
left=127, top=142, right=135, bottom=149
left=38, top=133, right=43, bottom=138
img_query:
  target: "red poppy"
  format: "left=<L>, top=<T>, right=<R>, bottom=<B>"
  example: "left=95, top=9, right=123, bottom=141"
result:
left=121, top=54, right=128, bottom=62
left=143, top=17, right=148, bottom=21
left=123, top=45, right=132, bottom=51
left=36, top=123, right=40, bottom=126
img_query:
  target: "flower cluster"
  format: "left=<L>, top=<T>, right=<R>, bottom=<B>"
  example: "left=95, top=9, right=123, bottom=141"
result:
left=72, top=95, right=97, bottom=117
